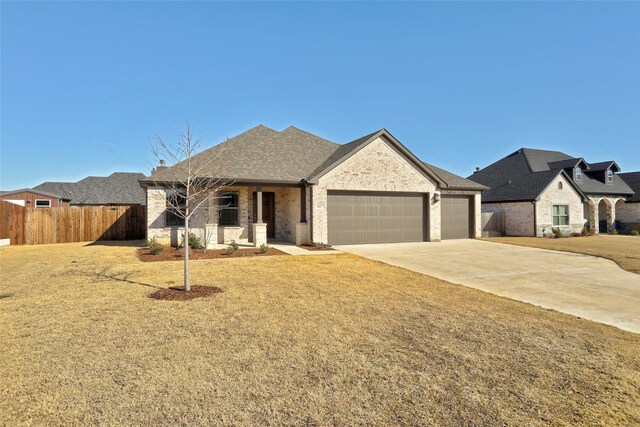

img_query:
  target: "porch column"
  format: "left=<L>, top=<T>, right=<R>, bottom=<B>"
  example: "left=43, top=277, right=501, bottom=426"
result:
left=300, top=185, right=307, bottom=223
left=253, top=186, right=267, bottom=247
left=296, top=184, right=310, bottom=246
left=607, top=199, right=616, bottom=234
left=589, top=199, right=599, bottom=235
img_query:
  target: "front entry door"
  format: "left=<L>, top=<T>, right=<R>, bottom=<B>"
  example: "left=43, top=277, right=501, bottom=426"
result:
left=252, top=192, right=275, bottom=238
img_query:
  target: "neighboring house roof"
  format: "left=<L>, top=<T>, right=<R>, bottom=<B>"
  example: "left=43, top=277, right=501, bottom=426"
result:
left=144, top=125, right=483, bottom=191
left=468, top=148, right=633, bottom=202
left=620, top=172, right=640, bottom=202
left=0, top=188, right=71, bottom=200
left=35, top=172, right=146, bottom=205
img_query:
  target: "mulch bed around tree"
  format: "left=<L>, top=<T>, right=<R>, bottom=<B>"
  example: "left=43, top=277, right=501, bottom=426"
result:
left=137, top=247, right=288, bottom=262
left=298, top=245, right=334, bottom=251
left=149, top=285, right=223, bottom=301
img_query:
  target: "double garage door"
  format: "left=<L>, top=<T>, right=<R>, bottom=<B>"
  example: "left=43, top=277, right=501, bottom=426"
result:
left=327, top=191, right=472, bottom=245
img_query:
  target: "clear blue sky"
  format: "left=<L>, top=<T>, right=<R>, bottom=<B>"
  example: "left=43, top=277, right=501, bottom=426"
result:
left=2, top=1, right=639, bottom=189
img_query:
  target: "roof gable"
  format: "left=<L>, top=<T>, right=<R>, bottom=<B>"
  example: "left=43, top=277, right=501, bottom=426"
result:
left=308, top=129, right=445, bottom=186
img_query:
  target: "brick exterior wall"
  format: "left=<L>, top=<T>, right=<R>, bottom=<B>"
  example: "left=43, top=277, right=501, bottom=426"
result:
left=312, top=136, right=440, bottom=244
left=535, top=174, right=586, bottom=236
left=482, top=202, right=535, bottom=237
left=611, top=200, right=639, bottom=233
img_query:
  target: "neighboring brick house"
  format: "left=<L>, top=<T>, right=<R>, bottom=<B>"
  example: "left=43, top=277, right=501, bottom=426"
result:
left=34, top=172, right=146, bottom=206
left=468, top=148, right=636, bottom=236
left=139, top=125, right=485, bottom=248
left=0, top=189, right=71, bottom=207
left=618, top=172, right=640, bottom=233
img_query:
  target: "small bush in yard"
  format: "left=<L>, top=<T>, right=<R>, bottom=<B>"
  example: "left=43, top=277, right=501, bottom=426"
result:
left=225, top=241, right=240, bottom=255
left=260, top=244, right=269, bottom=253
left=631, top=230, right=639, bottom=236
left=552, top=227, right=563, bottom=238
left=612, top=229, right=619, bottom=235
left=582, top=225, right=589, bottom=236
left=179, top=232, right=204, bottom=249
left=146, top=237, right=164, bottom=255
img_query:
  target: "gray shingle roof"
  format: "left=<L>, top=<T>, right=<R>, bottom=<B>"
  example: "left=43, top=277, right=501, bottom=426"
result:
left=620, top=172, right=640, bottom=202
left=145, top=125, right=483, bottom=192
left=468, top=148, right=634, bottom=202
left=149, top=125, right=339, bottom=183
left=35, top=172, right=146, bottom=205
left=423, top=163, right=487, bottom=190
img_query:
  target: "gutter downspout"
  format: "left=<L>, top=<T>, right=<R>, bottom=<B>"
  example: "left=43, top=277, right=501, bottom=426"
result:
left=532, top=201, right=537, bottom=237
left=308, top=182, right=313, bottom=244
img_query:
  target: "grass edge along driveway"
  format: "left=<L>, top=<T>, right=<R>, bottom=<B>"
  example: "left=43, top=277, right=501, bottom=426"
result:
left=1, top=242, right=639, bottom=426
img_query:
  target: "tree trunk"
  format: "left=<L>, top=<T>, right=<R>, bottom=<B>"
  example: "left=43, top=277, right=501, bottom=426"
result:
left=184, top=219, right=190, bottom=292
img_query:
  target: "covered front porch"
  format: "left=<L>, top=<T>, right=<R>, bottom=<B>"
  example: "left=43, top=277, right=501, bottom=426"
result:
left=584, top=196, right=626, bottom=234
left=201, top=183, right=311, bottom=248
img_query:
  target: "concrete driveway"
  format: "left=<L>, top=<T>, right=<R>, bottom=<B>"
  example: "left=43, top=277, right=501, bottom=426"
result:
left=336, top=239, right=640, bottom=333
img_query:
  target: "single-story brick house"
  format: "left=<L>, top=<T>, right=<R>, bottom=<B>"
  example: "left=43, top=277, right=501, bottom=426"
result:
left=0, top=188, right=71, bottom=207
left=139, top=125, right=486, bottom=248
left=468, top=148, right=637, bottom=236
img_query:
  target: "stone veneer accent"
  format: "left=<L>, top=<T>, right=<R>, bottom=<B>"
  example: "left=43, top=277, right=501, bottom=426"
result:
left=252, top=223, right=267, bottom=246
left=312, top=136, right=440, bottom=244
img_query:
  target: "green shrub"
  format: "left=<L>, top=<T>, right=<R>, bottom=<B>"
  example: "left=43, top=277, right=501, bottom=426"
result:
left=631, top=230, right=639, bottom=236
left=259, top=243, right=269, bottom=254
left=225, top=244, right=238, bottom=255
left=552, top=227, right=563, bottom=238
left=146, top=237, right=164, bottom=255
left=581, top=225, right=589, bottom=236
left=230, top=240, right=239, bottom=251
left=179, top=232, right=204, bottom=249
left=612, top=229, right=619, bottom=235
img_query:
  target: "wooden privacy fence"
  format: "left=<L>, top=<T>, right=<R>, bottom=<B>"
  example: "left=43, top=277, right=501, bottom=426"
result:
left=0, top=201, right=146, bottom=245
left=481, top=211, right=505, bottom=238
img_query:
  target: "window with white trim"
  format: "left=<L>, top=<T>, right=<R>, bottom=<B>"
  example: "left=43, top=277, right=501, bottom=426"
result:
left=607, top=170, right=613, bottom=183
left=575, top=167, right=582, bottom=180
left=35, top=199, right=51, bottom=208
left=552, top=205, right=569, bottom=226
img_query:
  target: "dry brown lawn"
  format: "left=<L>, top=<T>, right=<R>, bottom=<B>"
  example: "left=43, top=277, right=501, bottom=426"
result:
left=1, top=241, right=639, bottom=426
left=488, top=235, right=640, bottom=274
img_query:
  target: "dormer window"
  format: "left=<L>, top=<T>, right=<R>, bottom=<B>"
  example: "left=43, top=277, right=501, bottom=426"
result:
left=607, top=170, right=613, bottom=183
left=575, top=167, right=582, bottom=181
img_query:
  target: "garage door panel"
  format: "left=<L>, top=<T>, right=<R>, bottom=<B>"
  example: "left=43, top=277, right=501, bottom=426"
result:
left=327, top=191, right=425, bottom=245
left=441, top=195, right=471, bottom=240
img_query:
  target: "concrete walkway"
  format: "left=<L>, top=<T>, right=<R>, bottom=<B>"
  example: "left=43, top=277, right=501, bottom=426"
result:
left=336, top=239, right=640, bottom=334
left=269, top=242, right=338, bottom=256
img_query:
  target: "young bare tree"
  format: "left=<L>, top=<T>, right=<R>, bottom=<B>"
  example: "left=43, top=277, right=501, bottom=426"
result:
left=150, top=124, right=231, bottom=291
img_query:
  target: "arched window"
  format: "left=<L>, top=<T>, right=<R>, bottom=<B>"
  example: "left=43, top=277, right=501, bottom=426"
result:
left=558, top=181, right=563, bottom=190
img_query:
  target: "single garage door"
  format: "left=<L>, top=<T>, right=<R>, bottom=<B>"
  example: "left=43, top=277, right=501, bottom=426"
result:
left=441, top=195, right=472, bottom=240
left=327, top=191, right=425, bottom=245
